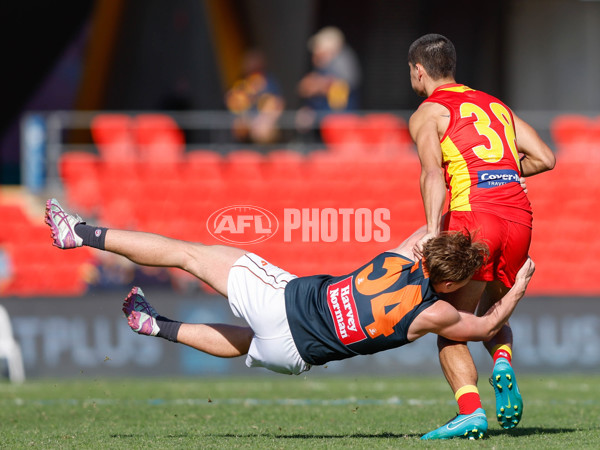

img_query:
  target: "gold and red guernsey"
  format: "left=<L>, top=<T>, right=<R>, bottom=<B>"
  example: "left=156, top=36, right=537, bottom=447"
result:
left=424, top=84, right=533, bottom=227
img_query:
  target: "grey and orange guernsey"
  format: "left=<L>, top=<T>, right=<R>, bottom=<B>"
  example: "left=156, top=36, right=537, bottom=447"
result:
left=284, top=252, right=438, bottom=366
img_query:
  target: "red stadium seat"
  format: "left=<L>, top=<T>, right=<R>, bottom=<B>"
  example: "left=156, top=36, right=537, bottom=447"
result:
left=263, top=150, right=307, bottom=207
left=58, top=151, right=100, bottom=182
left=133, top=114, right=184, bottom=149
left=305, top=150, right=346, bottom=178
left=26, top=225, right=52, bottom=245
left=133, top=115, right=185, bottom=179
left=590, top=116, right=600, bottom=148
left=57, top=151, right=103, bottom=215
left=362, top=113, right=413, bottom=155
left=224, top=150, right=265, bottom=181
left=97, top=159, right=141, bottom=186
left=90, top=114, right=137, bottom=162
left=133, top=114, right=185, bottom=176
left=0, top=204, right=48, bottom=245
left=64, top=176, right=102, bottom=216
left=43, top=264, right=89, bottom=296
left=320, top=113, right=364, bottom=155
left=550, top=114, right=592, bottom=155
left=264, top=149, right=306, bottom=182
left=0, top=204, right=29, bottom=227
left=138, top=175, right=176, bottom=198
left=183, top=150, right=224, bottom=182
left=99, top=196, right=139, bottom=230
left=1, top=240, right=92, bottom=296
left=91, top=114, right=134, bottom=146
left=2, top=264, right=46, bottom=296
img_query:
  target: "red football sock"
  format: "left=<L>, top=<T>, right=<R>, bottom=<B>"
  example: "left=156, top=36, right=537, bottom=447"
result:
left=492, top=344, right=512, bottom=365
left=455, top=385, right=482, bottom=415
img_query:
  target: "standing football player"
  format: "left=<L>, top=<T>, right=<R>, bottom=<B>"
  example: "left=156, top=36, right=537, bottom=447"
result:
left=407, top=33, right=555, bottom=439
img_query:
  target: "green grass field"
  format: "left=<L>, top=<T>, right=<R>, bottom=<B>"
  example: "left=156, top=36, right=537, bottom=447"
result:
left=1, top=374, right=599, bottom=448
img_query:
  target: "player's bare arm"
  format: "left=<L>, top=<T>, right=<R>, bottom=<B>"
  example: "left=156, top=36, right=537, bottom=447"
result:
left=513, top=113, right=556, bottom=177
left=409, top=102, right=449, bottom=254
left=408, top=258, right=535, bottom=342
left=388, top=224, right=427, bottom=260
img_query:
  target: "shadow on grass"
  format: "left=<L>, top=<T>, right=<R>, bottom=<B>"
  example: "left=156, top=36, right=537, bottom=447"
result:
left=111, top=432, right=409, bottom=440
left=110, top=434, right=192, bottom=439
left=486, top=427, right=579, bottom=437
left=210, top=427, right=579, bottom=440
left=213, top=432, right=410, bottom=439
left=109, top=427, right=580, bottom=441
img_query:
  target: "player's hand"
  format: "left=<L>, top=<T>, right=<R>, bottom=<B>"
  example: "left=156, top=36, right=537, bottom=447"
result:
left=520, top=176, right=528, bottom=194
left=515, top=257, right=535, bottom=285
left=412, top=232, right=436, bottom=259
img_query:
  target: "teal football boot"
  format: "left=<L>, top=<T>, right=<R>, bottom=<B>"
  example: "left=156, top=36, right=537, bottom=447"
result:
left=421, top=408, right=487, bottom=440
left=491, top=357, right=523, bottom=429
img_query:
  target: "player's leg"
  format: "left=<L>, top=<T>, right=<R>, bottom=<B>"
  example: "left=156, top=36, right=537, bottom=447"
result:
left=422, top=279, right=488, bottom=440
left=437, top=279, right=486, bottom=390
left=177, top=323, right=253, bottom=357
left=478, top=280, right=523, bottom=429
left=105, top=229, right=245, bottom=296
left=122, top=286, right=254, bottom=357
left=422, top=211, right=492, bottom=439
left=122, top=255, right=309, bottom=375
left=476, top=220, right=530, bottom=430
left=478, top=280, right=513, bottom=354
left=45, top=198, right=245, bottom=296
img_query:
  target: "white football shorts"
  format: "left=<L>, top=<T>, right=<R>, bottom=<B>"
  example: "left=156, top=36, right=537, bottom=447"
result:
left=227, top=253, right=311, bottom=375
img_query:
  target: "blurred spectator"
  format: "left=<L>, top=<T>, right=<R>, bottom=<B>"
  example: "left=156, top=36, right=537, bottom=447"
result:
left=85, top=252, right=135, bottom=290
left=225, top=49, right=285, bottom=144
left=296, top=26, right=362, bottom=133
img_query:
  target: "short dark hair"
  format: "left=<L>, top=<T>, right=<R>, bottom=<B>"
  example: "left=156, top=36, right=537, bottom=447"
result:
left=422, top=230, right=488, bottom=285
left=408, top=33, right=457, bottom=80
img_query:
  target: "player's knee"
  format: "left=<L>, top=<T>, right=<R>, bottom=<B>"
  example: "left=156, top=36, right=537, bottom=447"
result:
left=179, top=242, right=209, bottom=276
left=485, top=324, right=513, bottom=345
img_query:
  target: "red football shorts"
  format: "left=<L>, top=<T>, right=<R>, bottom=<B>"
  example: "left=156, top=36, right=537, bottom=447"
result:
left=443, top=211, right=531, bottom=288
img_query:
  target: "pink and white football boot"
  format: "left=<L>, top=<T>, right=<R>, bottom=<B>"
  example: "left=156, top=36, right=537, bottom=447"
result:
left=44, top=198, right=83, bottom=249
left=122, top=287, right=160, bottom=337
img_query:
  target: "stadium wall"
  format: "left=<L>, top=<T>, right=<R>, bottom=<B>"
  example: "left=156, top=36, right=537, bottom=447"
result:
left=1, top=293, right=599, bottom=379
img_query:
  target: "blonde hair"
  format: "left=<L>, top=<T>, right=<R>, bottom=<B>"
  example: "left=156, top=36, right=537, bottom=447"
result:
left=422, top=230, right=489, bottom=285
